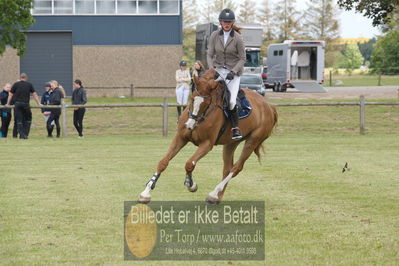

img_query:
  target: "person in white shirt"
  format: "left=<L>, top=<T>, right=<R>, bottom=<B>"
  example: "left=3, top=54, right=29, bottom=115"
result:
left=175, top=60, right=191, bottom=120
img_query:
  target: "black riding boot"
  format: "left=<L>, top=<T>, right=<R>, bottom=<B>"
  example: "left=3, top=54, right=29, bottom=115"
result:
left=229, top=107, right=242, bottom=140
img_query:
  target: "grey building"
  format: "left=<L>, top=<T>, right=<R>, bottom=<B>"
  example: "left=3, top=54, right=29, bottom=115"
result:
left=0, top=0, right=183, bottom=95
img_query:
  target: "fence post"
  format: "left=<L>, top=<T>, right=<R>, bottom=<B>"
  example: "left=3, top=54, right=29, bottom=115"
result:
left=130, top=84, right=134, bottom=99
left=359, top=95, right=365, bottom=135
left=61, top=99, right=68, bottom=137
left=162, top=97, right=168, bottom=137
left=329, top=70, right=332, bottom=86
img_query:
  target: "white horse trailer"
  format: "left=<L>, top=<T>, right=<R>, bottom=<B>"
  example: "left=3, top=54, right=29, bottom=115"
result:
left=266, top=40, right=326, bottom=92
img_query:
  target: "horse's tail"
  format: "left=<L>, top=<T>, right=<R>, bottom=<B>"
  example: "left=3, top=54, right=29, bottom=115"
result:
left=254, top=144, right=264, bottom=163
left=254, top=104, right=278, bottom=163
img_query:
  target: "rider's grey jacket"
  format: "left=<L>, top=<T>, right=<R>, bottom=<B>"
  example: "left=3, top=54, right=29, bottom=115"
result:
left=206, top=29, right=246, bottom=76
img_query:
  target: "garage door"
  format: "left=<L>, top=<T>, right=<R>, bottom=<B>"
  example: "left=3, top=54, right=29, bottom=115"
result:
left=20, top=32, right=72, bottom=96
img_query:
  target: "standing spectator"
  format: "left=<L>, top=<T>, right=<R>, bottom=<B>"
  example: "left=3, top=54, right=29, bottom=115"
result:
left=6, top=73, right=41, bottom=139
left=190, top=60, right=205, bottom=93
left=46, top=80, right=63, bottom=138
left=71, top=79, right=87, bottom=138
left=11, top=94, right=18, bottom=138
left=41, top=82, right=54, bottom=135
left=0, top=83, right=12, bottom=137
left=175, top=60, right=191, bottom=120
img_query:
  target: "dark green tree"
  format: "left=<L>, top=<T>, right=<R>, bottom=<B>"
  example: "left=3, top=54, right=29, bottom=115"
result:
left=337, top=0, right=399, bottom=26
left=381, top=8, right=399, bottom=32
left=370, top=30, right=399, bottom=74
left=357, top=38, right=377, bottom=64
left=0, top=0, right=35, bottom=56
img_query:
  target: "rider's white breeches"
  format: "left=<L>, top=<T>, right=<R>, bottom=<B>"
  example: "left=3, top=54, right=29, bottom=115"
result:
left=216, top=68, right=241, bottom=110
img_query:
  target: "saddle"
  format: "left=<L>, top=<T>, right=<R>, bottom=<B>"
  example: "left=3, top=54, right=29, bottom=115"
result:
left=220, top=81, right=252, bottom=119
left=213, top=81, right=252, bottom=144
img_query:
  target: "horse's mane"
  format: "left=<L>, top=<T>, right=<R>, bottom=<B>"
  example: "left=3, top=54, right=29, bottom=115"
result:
left=201, top=69, right=217, bottom=81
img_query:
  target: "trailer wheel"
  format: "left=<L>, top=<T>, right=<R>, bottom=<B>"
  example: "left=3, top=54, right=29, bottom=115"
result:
left=273, top=82, right=281, bottom=92
left=281, top=84, right=288, bottom=92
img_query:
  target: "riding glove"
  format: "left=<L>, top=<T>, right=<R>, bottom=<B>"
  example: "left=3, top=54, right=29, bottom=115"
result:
left=226, top=71, right=235, bottom=80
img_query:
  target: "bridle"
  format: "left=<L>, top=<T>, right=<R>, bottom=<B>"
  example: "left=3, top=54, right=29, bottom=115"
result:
left=188, top=82, right=225, bottom=124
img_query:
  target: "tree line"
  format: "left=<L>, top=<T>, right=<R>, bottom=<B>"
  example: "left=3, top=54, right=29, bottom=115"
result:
left=1, top=0, right=398, bottom=74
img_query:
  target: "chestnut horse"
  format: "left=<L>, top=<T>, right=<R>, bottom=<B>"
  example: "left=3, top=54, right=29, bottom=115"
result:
left=138, top=69, right=277, bottom=204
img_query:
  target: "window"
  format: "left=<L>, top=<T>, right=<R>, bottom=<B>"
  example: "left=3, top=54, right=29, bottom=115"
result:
left=273, top=51, right=278, bottom=56
left=278, top=50, right=283, bottom=56
left=117, top=0, right=137, bottom=14
left=54, top=0, right=73, bottom=14
left=75, top=0, right=95, bottom=14
left=159, top=0, right=178, bottom=14
left=32, top=0, right=52, bottom=14
left=32, top=0, right=179, bottom=15
left=244, top=50, right=260, bottom=67
left=96, top=0, right=116, bottom=14
left=138, top=0, right=157, bottom=14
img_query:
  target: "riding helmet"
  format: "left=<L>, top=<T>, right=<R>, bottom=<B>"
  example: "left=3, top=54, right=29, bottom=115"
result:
left=179, top=60, right=187, bottom=66
left=218, top=8, right=235, bottom=22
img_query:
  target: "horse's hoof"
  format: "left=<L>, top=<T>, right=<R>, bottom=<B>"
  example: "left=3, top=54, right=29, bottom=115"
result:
left=138, top=195, right=151, bottom=204
left=205, top=194, right=220, bottom=205
left=187, top=182, right=198, bottom=192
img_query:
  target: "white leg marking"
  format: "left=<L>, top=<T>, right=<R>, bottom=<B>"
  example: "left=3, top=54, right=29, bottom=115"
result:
left=185, top=96, right=204, bottom=129
left=140, top=184, right=152, bottom=198
left=140, top=172, right=158, bottom=198
left=209, top=172, right=233, bottom=199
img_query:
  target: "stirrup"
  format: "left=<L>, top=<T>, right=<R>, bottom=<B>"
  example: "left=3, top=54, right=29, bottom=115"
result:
left=231, top=127, right=242, bottom=140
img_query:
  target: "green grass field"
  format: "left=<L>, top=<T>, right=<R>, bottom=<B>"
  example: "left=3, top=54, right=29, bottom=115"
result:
left=324, top=74, right=399, bottom=87
left=1, top=98, right=398, bottom=265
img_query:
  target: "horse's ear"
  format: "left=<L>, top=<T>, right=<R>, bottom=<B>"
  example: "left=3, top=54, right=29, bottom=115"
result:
left=193, top=74, right=199, bottom=85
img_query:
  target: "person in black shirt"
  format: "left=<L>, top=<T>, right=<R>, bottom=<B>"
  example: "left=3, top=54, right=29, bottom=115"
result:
left=0, top=83, right=12, bottom=138
left=71, top=79, right=87, bottom=138
left=6, top=73, right=41, bottom=139
left=46, top=80, right=63, bottom=138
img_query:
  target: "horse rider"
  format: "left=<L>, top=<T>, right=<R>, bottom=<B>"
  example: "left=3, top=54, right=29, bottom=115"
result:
left=207, top=8, right=246, bottom=140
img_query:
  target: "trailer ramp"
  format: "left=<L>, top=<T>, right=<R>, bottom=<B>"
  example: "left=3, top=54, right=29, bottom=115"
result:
left=291, top=81, right=327, bottom=93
